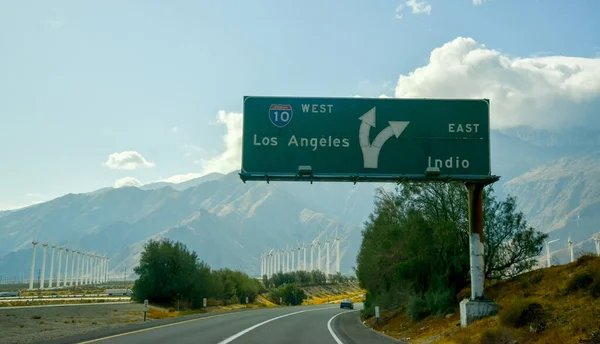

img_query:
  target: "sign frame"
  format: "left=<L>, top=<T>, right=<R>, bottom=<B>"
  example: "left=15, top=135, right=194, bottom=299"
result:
left=239, top=96, right=499, bottom=185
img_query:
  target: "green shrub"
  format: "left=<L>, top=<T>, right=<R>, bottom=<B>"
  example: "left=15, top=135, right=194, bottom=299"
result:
left=479, top=328, right=515, bottom=344
left=499, top=300, right=547, bottom=332
left=574, top=253, right=598, bottom=267
left=406, top=296, right=429, bottom=321
left=266, top=284, right=306, bottom=306
left=565, top=271, right=595, bottom=294
left=424, top=287, right=454, bottom=315
left=590, top=281, right=600, bottom=299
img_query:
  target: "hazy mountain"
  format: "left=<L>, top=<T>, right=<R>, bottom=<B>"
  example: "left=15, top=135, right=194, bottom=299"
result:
left=140, top=172, right=225, bottom=191
left=2, top=127, right=600, bottom=281
left=0, top=171, right=362, bottom=279
left=503, top=151, right=600, bottom=251
left=0, top=210, right=13, bottom=218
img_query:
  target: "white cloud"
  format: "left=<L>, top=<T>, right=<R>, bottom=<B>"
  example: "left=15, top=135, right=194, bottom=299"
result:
left=406, top=0, right=432, bottom=15
left=183, top=143, right=206, bottom=157
left=114, top=177, right=143, bottom=188
left=472, top=0, right=487, bottom=5
left=394, top=37, right=600, bottom=131
left=395, top=4, right=404, bottom=19
left=104, top=151, right=155, bottom=170
left=395, top=1, right=431, bottom=19
left=46, top=19, right=63, bottom=29
left=197, top=110, right=243, bottom=175
left=171, top=126, right=178, bottom=133
left=156, top=110, right=242, bottom=185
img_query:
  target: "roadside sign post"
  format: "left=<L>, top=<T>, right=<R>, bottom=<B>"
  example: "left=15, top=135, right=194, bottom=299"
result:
left=143, top=299, right=148, bottom=321
left=279, top=297, right=282, bottom=305
left=240, top=96, right=501, bottom=327
left=203, top=297, right=207, bottom=309
left=246, top=296, right=249, bottom=304
left=375, top=306, right=379, bottom=325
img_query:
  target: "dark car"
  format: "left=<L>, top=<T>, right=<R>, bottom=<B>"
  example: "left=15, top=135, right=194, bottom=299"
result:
left=340, top=299, right=354, bottom=309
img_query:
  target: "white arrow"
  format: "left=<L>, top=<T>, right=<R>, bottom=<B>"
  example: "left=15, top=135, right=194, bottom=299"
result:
left=358, top=107, right=409, bottom=169
left=358, top=107, right=376, bottom=149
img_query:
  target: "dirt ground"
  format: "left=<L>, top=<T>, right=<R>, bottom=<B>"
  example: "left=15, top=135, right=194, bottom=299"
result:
left=0, top=302, right=154, bottom=344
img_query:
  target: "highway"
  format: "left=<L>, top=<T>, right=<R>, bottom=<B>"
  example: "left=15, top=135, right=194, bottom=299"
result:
left=45, top=303, right=403, bottom=344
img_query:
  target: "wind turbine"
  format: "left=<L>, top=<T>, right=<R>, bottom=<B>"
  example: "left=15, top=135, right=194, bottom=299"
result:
left=296, top=242, right=302, bottom=272
left=75, top=250, right=82, bottom=285
left=56, top=246, right=64, bottom=287
left=63, top=247, right=71, bottom=287
left=69, top=248, right=77, bottom=286
left=48, top=244, right=57, bottom=288
left=29, top=240, right=39, bottom=290
left=310, top=241, right=315, bottom=272
left=325, top=234, right=330, bottom=278
left=546, top=239, right=559, bottom=268
left=302, top=241, right=307, bottom=271
left=335, top=227, right=341, bottom=274
left=278, top=248, right=283, bottom=273
left=568, top=235, right=574, bottom=263
left=317, top=239, right=322, bottom=272
left=40, top=242, right=48, bottom=289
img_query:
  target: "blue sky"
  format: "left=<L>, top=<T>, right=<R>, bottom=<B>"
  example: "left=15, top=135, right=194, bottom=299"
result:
left=1, top=0, right=599, bottom=209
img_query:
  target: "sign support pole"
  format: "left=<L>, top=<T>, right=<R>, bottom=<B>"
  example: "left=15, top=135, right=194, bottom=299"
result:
left=460, top=183, right=498, bottom=327
left=466, top=183, right=485, bottom=300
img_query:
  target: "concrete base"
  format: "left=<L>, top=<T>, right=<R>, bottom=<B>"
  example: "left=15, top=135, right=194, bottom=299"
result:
left=459, top=299, right=499, bottom=327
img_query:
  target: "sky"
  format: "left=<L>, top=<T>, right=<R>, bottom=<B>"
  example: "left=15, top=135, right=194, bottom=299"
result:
left=1, top=0, right=599, bottom=210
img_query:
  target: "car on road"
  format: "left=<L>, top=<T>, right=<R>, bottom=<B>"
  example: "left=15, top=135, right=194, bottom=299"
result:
left=340, top=299, right=354, bottom=309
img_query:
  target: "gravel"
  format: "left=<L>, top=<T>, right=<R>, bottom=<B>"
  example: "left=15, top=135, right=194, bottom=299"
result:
left=0, top=302, right=152, bottom=344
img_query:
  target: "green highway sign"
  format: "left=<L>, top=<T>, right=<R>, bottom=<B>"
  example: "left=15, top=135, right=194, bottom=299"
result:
left=240, top=96, right=495, bottom=183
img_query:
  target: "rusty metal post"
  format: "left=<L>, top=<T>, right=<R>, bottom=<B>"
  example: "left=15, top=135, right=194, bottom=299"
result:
left=466, top=183, right=485, bottom=300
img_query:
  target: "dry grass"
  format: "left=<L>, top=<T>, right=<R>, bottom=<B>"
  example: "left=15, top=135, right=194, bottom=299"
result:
left=0, top=298, right=128, bottom=307
left=301, top=281, right=365, bottom=305
left=304, top=291, right=366, bottom=305
left=366, top=255, right=600, bottom=344
left=256, top=295, right=278, bottom=307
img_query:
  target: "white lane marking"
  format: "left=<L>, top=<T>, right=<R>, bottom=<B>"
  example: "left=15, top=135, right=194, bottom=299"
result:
left=328, top=310, right=359, bottom=344
left=217, top=306, right=337, bottom=344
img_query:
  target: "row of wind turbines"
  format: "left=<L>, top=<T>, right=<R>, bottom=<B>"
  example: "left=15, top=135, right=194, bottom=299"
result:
left=260, top=230, right=342, bottom=278
left=545, top=213, right=600, bottom=268
left=545, top=235, right=600, bottom=268
left=28, top=240, right=109, bottom=290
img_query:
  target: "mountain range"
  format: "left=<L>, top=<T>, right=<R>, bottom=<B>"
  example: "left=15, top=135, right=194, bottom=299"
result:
left=1, top=127, right=599, bottom=280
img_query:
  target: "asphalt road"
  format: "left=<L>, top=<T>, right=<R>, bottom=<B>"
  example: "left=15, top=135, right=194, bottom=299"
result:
left=46, top=303, right=403, bottom=344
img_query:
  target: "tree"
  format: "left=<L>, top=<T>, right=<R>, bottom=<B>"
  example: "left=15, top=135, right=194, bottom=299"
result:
left=267, top=283, right=307, bottom=306
left=132, top=238, right=202, bottom=306
left=483, top=193, right=548, bottom=279
left=356, top=182, right=548, bottom=317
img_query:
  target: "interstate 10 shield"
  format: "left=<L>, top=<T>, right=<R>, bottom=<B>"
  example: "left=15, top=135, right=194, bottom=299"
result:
left=268, top=104, right=293, bottom=128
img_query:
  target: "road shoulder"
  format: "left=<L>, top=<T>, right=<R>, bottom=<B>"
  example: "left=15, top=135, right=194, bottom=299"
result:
left=334, top=311, right=407, bottom=344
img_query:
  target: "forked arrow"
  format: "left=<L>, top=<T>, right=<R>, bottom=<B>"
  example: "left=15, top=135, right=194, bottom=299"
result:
left=358, top=107, right=409, bottom=169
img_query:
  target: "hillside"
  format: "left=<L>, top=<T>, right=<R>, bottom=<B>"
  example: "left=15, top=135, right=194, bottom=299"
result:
left=364, top=254, right=600, bottom=343
left=0, top=171, right=365, bottom=279
left=1, top=128, right=599, bottom=280
left=502, top=152, right=600, bottom=264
